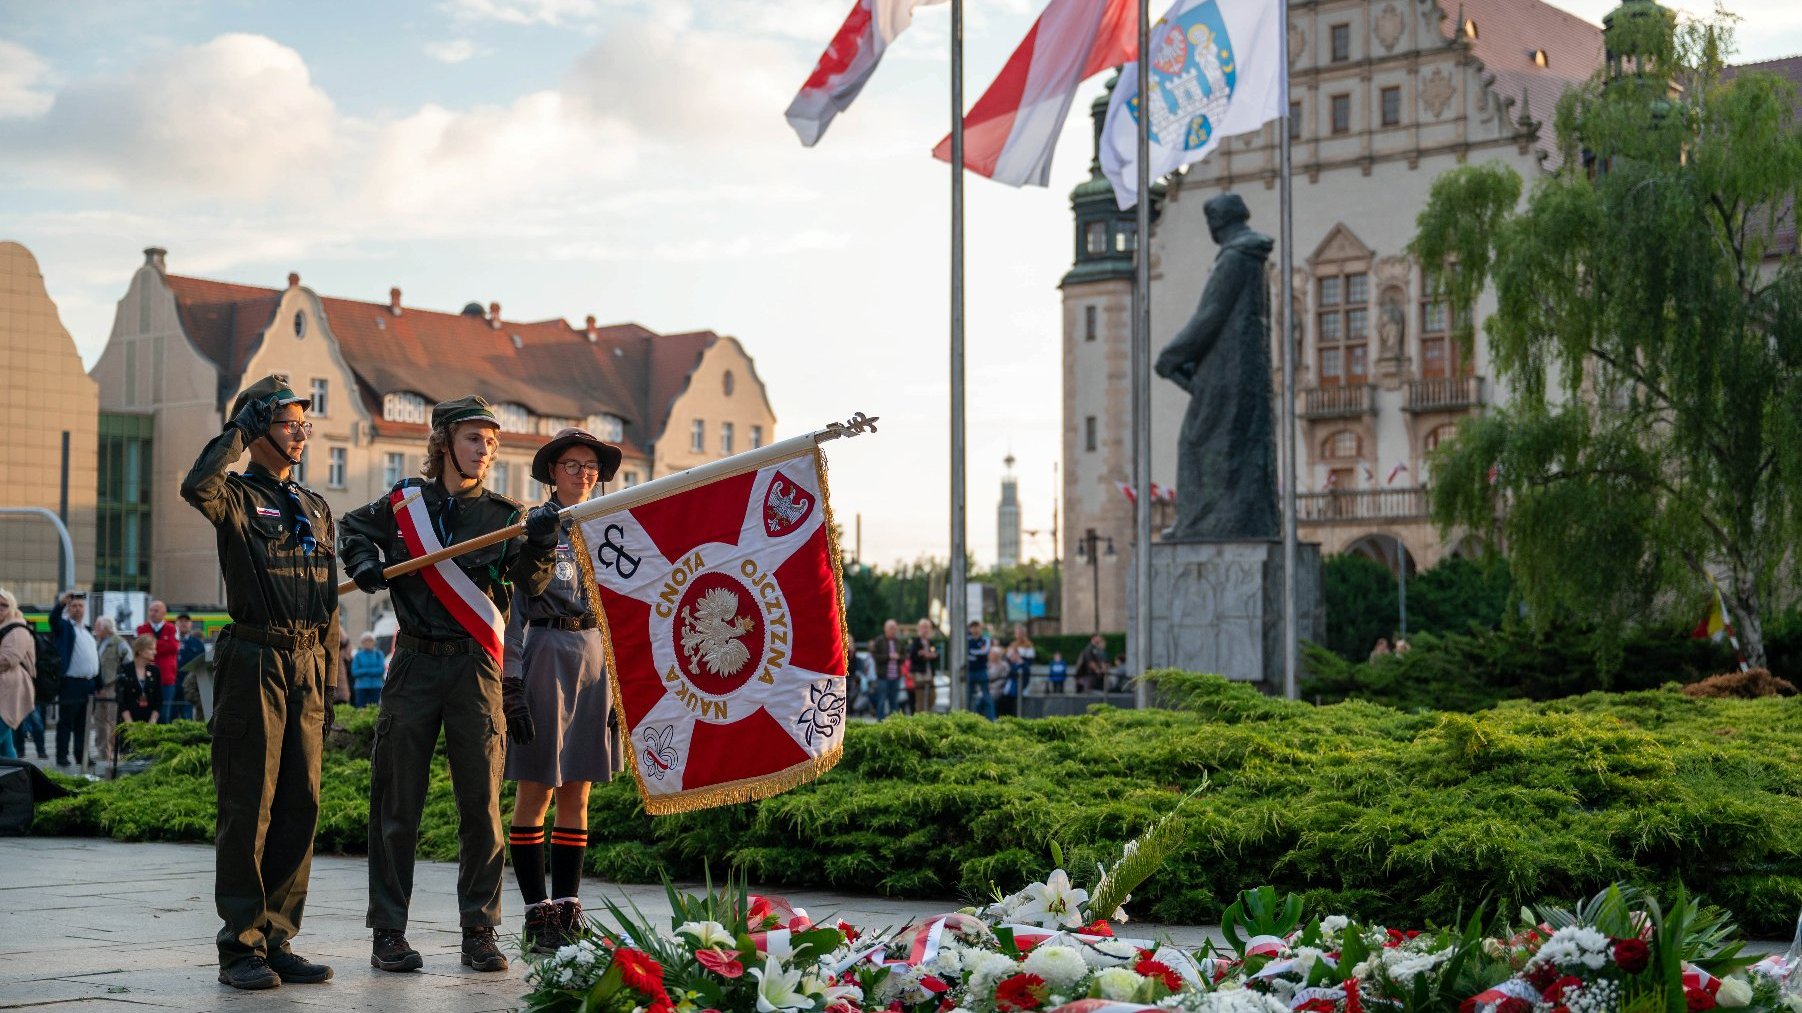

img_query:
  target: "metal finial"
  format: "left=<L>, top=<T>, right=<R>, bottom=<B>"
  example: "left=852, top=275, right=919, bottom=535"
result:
left=826, top=412, right=880, bottom=439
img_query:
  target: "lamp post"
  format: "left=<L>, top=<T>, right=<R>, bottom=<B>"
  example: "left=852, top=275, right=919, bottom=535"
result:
left=1074, top=527, right=1116, bottom=637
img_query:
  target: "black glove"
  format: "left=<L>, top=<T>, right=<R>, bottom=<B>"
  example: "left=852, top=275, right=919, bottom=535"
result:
left=321, top=694, right=337, bottom=734
left=524, top=502, right=560, bottom=548
left=502, top=678, right=535, bottom=744
left=350, top=561, right=388, bottom=593
left=230, top=396, right=274, bottom=441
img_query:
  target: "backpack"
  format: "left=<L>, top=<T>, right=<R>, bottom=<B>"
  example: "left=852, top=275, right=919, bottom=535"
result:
left=0, top=623, right=61, bottom=703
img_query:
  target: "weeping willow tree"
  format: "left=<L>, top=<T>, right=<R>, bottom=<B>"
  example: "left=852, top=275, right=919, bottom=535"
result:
left=1412, top=3, right=1802, bottom=667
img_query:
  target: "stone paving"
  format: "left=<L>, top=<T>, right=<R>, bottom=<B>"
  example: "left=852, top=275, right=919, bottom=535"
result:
left=0, top=837, right=1220, bottom=1013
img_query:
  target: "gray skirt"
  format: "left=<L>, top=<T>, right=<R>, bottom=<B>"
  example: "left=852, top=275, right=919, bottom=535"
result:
left=504, top=626, right=617, bottom=786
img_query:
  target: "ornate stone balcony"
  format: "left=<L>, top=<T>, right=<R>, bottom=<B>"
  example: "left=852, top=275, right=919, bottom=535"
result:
left=1300, top=384, right=1376, bottom=419
left=1297, top=487, right=1428, bottom=522
left=1405, top=375, right=1485, bottom=413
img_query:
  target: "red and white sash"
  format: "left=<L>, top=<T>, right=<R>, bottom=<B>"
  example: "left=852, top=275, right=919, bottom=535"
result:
left=391, top=484, right=505, bottom=667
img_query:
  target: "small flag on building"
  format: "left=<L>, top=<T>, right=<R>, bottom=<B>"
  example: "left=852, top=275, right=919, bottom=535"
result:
left=930, top=0, right=1137, bottom=186
left=787, top=0, right=947, bottom=146
left=1100, top=0, right=1287, bottom=208
left=1116, top=480, right=1138, bottom=504
left=580, top=450, right=851, bottom=814
left=1387, top=461, right=1409, bottom=485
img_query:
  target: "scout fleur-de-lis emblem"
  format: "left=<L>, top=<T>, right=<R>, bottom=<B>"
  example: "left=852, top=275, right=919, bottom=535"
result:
left=641, top=724, right=679, bottom=780
left=794, top=679, right=845, bottom=747
left=679, top=587, right=754, bottom=677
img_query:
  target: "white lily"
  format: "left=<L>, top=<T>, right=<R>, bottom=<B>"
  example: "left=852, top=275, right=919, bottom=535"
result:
left=753, top=958, right=812, bottom=1013
left=1014, top=869, right=1090, bottom=929
left=678, top=920, right=736, bottom=950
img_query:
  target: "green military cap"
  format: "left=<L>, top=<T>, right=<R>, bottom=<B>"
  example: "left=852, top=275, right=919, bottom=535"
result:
left=432, top=394, right=500, bottom=431
left=230, top=373, right=308, bottom=419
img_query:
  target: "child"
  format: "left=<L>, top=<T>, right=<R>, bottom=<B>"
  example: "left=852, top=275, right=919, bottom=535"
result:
left=1047, top=652, right=1068, bottom=693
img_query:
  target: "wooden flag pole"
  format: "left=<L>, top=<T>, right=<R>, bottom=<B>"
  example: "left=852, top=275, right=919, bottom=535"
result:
left=336, top=412, right=881, bottom=595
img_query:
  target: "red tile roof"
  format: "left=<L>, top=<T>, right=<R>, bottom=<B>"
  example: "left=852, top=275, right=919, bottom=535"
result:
left=162, top=274, right=729, bottom=459
left=1437, top=0, right=1604, bottom=165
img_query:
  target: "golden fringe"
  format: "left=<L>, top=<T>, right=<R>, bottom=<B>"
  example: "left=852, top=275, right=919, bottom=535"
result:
left=813, top=447, right=856, bottom=673
left=588, top=446, right=849, bottom=817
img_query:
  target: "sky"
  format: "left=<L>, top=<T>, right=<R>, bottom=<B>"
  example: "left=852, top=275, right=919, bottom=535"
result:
left=2, top=0, right=1799, bottom=570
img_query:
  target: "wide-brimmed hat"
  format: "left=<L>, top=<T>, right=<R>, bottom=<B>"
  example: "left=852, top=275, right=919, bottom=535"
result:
left=432, top=394, right=500, bottom=431
left=532, top=427, right=622, bottom=484
left=230, top=373, right=309, bottom=419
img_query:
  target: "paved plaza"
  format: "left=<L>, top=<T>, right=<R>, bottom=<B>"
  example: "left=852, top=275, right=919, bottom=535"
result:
left=0, top=837, right=1221, bottom=1013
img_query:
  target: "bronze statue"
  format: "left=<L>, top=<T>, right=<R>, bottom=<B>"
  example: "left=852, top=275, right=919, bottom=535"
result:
left=1154, top=193, right=1279, bottom=540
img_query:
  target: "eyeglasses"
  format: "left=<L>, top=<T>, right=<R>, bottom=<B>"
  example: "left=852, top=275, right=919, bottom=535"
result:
left=557, top=461, right=602, bottom=477
left=275, top=421, right=315, bottom=438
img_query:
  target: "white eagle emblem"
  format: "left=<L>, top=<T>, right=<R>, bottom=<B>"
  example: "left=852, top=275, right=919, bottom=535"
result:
left=679, top=587, right=755, bottom=677
left=767, top=485, right=809, bottom=532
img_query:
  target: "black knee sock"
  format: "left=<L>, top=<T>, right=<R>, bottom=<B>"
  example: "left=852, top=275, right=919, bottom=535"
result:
left=550, top=826, right=587, bottom=899
left=509, top=826, right=548, bottom=906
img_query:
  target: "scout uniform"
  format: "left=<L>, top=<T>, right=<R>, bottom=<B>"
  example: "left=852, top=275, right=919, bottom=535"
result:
left=503, top=427, right=623, bottom=951
left=338, top=395, right=557, bottom=974
left=178, top=373, right=339, bottom=989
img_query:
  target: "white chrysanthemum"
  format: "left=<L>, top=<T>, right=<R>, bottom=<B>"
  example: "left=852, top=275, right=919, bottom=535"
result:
left=965, top=951, right=1021, bottom=991
left=678, top=920, right=736, bottom=949
left=1382, top=950, right=1449, bottom=984
left=1293, top=946, right=1327, bottom=977
left=1094, top=967, right=1147, bottom=1000
left=1716, top=976, right=1753, bottom=1008
left=931, top=946, right=966, bottom=976
left=1024, top=945, right=1090, bottom=990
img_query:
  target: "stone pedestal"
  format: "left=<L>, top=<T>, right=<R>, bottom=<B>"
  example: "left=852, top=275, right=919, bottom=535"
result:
left=1132, top=539, right=1324, bottom=691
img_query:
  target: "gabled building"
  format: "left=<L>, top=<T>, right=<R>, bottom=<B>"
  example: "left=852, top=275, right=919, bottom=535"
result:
left=90, top=248, right=776, bottom=635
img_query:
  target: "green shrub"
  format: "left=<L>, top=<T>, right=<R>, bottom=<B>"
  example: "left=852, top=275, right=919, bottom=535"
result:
left=34, top=676, right=1802, bottom=936
left=1323, top=554, right=1514, bottom=661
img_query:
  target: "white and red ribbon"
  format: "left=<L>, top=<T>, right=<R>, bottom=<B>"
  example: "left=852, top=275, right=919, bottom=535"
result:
left=391, top=484, right=505, bottom=667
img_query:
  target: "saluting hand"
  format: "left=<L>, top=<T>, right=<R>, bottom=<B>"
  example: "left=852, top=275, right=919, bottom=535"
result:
left=230, top=396, right=274, bottom=441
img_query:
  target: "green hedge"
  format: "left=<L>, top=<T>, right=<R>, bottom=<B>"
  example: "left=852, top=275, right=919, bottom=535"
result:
left=36, top=673, right=1802, bottom=936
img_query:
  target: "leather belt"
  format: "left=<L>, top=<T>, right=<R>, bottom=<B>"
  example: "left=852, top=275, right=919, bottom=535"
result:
left=526, top=615, right=598, bottom=632
left=395, top=632, right=486, bottom=657
left=225, top=623, right=323, bottom=651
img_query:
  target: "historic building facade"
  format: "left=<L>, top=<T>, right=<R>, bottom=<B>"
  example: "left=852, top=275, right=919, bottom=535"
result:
left=1061, top=0, right=1605, bottom=633
left=0, top=241, right=100, bottom=605
left=89, top=249, right=776, bottom=635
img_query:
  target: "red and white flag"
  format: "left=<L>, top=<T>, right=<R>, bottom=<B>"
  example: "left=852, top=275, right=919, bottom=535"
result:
left=931, top=0, right=1136, bottom=186
left=1116, top=480, right=1137, bottom=504
left=581, top=450, right=850, bottom=815
left=1387, top=461, right=1410, bottom=485
left=788, top=0, right=947, bottom=146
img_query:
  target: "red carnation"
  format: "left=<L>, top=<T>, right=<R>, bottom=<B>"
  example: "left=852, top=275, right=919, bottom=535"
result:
left=1527, top=964, right=1560, bottom=991
left=614, top=948, right=667, bottom=997
left=1134, top=957, right=1184, bottom=992
left=1687, top=988, right=1717, bottom=1012
left=1541, top=975, right=1583, bottom=1003
left=1296, top=1001, right=1337, bottom=1013
left=1082, top=919, right=1115, bottom=938
left=694, top=947, right=744, bottom=979
left=995, top=973, right=1048, bottom=1012
left=1612, top=938, right=1650, bottom=974
left=837, top=919, right=862, bottom=945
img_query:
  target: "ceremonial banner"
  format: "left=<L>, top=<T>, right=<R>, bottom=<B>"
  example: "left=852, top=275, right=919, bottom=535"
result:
left=578, top=448, right=851, bottom=815
left=787, top=0, right=947, bottom=146
left=1100, top=0, right=1286, bottom=208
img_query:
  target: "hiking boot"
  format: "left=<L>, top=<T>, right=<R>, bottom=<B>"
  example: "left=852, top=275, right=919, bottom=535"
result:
left=218, top=956, right=280, bottom=990
left=371, top=928, right=423, bottom=972
left=462, top=926, right=508, bottom=972
left=267, top=952, right=333, bottom=983
left=555, top=898, right=585, bottom=945
left=523, top=900, right=557, bottom=955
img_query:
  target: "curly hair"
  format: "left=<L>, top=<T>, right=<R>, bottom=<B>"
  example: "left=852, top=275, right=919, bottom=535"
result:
left=421, top=426, right=450, bottom=481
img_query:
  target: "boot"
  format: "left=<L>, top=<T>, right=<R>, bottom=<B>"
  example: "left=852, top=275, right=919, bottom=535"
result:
left=556, top=898, right=585, bottom=946
left=217, top=956, right=280, bottom=990
left=524, top=900, right=557, bottom=955
left=371, top=928, right=423, bottom=972
left=267, top=951, right=333, bottom=983
left=462, top=926, right=508, bottom=972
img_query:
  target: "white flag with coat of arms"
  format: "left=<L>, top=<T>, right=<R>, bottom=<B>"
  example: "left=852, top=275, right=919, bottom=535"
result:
left=1100, top=0, right=1286, bottom=208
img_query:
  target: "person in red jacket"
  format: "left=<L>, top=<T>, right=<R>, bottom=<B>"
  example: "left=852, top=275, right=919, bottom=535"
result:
left=137, top=600, right=182, bottom=722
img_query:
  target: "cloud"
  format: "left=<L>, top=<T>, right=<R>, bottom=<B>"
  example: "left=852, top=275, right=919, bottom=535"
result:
left=544, top=228, right=849, bottom=262
left=0, top=39, right=52, bottom=118
left=424, top=38, right=479, bottom=62
left=1, top=33, right=338, bottom=200
left=442, top=0, right=603, bottom=26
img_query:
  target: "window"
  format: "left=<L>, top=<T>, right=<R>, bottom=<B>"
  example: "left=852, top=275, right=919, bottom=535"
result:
left=721, top=422, right=735, bottom=456
left=494, top=402, right=531, bottom=434
left=1288, top=100, right=1302, bottom=140
left=1084, top=305, right=1097, bottom=342
left=624, top=470, right=640, bottom=488
left=1115, top=222, right=1137, bottom=253
left=750, top=424, right=764, bottom=449
left=293, top=453, right=307, bottom=485
left=293, top=310, right=306, bottom=338
left=1419, top=265, right=1458, bottom=378
left=1462, top=18, right=1478, bottom=39
left=326, top=446, right=346, bottom=489
left=1316, top=271, right=1370, bottom=385
left=723, top=370, right=735, bottom=397
left=1084, top=416, right=1097, bottom=452
left=1323, top=430, right=1361, bottom=459
left=1532, top=49, right=1549, bottom=69
left=1330, top=23, right=1351, bottom=62
left=1330, top=94, right=1351, bottom=134
left=585, top=414, right=625, bottom=442
left=493, top=461, right=512, bottom=498
left=1381, top=86, right=1402, bottom=126
left=310, top=378, right=329, bottom=416
left=1084, top=221, right=1108, bottom=255
left=691, top=419, right=705, bottom=453
left=383, top=391, right=427, bottom=424
left=1423, top=423, right=1458, bottom=453
left=383, top=452, right=404, bottom=487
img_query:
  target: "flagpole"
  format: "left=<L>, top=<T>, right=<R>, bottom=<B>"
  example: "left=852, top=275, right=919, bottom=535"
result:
left=336, top=413, right=882, bottom=595
left=1130, top=0, right=1153, bottom=706
left=1279, top=0, right=1300, bottom=701
left=948, top=0, right=969, bottom=713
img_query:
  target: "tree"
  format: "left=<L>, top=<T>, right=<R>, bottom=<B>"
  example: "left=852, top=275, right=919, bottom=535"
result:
left=1413, top=7, right=1802, bottom=666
